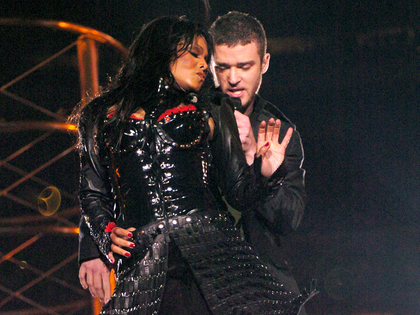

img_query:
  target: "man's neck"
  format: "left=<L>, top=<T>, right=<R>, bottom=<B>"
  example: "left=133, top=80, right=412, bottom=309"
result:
left=244, top=97, right=257, bottom=116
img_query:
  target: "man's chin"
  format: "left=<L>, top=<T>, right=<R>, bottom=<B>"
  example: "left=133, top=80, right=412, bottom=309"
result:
left=241, top=97, right=256, bottom=115
left=224, top=92, right=254, bottom=113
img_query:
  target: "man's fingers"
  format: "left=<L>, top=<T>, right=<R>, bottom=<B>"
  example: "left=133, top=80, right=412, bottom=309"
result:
left=258, top=118, right=281, bottom=142
left=102, top=270, right=112, bottom=304
left=93, top=270, right=105, bottom=301
left=280, top=127, right=293, bottom=148
left=93, top=267, right=110, bottom=304
left=79, top=259, right=112, bottom=304
left=79, top=267, right=88, bottom=290
left=102, top=273, right=111, bottom=304
left=265, top=118, right=275, bottom=140
left=273, top=119, right=281, bottom=141
left=265, top=118, right=281, bottom=142
left=86, top=270, right=96, bottom=298
left=258, top=120, right=267, bottom=144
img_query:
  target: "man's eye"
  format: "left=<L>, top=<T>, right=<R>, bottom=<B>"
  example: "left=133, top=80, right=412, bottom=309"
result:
left=215, top=66, right=226, bottom=71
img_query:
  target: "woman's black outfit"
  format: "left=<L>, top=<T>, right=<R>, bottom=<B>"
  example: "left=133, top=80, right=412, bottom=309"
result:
left=78, top=87, right=311, bottom=315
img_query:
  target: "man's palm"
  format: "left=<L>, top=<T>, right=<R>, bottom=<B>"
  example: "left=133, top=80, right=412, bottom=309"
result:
left=257, top=118, right=293, bottom=177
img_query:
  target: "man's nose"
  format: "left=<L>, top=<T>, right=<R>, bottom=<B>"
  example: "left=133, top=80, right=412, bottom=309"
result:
left=227, top=68, right=240, bottom=85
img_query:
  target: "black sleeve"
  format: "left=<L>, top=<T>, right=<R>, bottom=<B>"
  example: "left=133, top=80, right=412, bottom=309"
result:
left=77, top=106, right=115, bottom=263
left=253, top=117, right=306, bottom=236
left=78, top=216, right=102, bottom=264
left=209, top=97, right=270, bottom=211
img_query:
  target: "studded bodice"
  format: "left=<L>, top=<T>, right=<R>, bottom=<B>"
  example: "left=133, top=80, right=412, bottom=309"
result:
left=104, top=105, right=219, bottom=228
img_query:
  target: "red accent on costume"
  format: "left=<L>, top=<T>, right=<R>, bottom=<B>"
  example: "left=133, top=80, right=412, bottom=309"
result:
left=107, top=111, right=144, bottom=120
left=107, top=110, right=116, bottom=118
left=105, top=222, right=116, bottom=233
left=158, top=105, right=197, bottom=121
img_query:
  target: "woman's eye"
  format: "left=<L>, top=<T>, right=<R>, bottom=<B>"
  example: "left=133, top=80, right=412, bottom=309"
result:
left=188, top=50, right=199, bottom=58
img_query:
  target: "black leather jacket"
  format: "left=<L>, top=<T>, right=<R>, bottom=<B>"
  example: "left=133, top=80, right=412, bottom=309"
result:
left=242, top=94, right=306, bottom=272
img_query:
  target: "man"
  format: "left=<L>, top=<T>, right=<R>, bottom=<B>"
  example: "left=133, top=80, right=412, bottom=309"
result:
left=78, top=11, right=307, bottom=312
left=209, top=11, right=307, bottom=310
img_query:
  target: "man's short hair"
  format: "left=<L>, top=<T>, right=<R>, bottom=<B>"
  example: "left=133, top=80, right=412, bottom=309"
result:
left=209, top=11, right=267, bottom=60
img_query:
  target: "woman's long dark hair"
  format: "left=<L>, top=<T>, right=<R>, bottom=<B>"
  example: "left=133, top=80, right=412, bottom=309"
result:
left=112, top=16, right=212, bottom=117
left=72, top=15, right=212, bottom=150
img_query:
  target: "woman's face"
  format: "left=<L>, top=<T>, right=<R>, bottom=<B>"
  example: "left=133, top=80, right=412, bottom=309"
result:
left=170, top=35, right=209, bottom=92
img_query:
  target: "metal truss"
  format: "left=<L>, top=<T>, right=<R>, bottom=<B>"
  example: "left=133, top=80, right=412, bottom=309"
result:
left=0, top=19, right=127, bottom=315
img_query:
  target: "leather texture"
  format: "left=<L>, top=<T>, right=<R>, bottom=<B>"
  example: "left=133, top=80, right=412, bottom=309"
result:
left=77, top=90, right=312, bottom=314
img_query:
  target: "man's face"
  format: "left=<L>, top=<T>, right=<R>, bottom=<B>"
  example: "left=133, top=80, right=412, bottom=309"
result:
left=213, top=41, right=270, bottom=115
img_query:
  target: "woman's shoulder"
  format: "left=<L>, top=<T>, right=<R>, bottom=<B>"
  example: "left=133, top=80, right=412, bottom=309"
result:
left=79, top=98, right=107, bottom=123
left=106, top=105, right=146, bottom=121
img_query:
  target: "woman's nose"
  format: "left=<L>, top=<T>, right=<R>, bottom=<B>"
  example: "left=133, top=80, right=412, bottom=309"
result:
left=200, top=58, right=208, bottom=70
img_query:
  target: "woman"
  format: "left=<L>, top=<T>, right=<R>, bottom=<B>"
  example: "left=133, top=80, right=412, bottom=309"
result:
left=75, top=16, right=311, bottom=314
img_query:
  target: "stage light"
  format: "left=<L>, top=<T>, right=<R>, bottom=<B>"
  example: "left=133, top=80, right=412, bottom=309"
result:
left=37, top=186, right=61, bottom=216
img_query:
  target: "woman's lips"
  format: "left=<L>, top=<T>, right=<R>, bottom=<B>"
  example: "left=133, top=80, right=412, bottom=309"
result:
left=197, top=73, right=206, bottom=81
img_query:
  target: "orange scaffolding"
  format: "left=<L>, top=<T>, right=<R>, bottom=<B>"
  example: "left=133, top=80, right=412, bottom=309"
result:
left=0, top=19, right=127, bottom=315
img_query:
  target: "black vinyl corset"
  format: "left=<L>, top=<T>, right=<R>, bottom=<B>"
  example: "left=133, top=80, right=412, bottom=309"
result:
left=103, top=105, right=218, bottom=229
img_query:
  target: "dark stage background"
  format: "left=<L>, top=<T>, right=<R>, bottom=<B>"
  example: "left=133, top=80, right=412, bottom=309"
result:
left=1, top=1, right=420, bottom=314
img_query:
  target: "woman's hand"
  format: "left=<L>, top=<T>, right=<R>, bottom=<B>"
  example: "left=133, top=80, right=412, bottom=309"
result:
left=108, top=226, right=136, bottom=263
left=257, top=118, right=293, bottom=177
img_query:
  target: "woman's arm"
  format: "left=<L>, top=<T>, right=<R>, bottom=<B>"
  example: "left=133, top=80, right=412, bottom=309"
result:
left=78, top=105, right=116, bottom=263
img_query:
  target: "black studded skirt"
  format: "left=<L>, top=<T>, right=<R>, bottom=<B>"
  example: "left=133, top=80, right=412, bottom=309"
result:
left=100, top=211, right=310, bottom=315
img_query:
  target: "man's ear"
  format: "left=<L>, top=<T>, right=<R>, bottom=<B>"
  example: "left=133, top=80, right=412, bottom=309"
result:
left=261, top=53, right=270, bottom=74
left=210, top=56, right=220, bottom=87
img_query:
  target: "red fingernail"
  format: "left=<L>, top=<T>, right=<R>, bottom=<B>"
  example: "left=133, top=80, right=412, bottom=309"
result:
left=124, top=252, right=131, bottom=258
left=264, top=142, right=270, bottom=147
left=129, top=243, right=135, bottom=248
left=127, top=232, right=133, bottom=238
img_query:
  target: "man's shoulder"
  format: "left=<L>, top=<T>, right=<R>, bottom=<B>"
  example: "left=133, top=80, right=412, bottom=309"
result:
left=254, top=95, right=293, bottom=125
left=207, top=88, right=244, bottom=114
